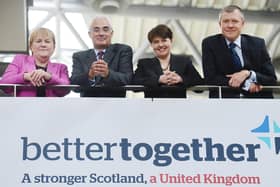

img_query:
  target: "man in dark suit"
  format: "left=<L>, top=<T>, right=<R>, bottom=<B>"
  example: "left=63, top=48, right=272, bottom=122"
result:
left=202, top=5, right=277, bottom=98
left=70, top=16, right=133, bottom=97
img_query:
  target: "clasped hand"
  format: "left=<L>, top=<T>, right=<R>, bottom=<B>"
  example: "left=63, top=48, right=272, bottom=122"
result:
left=159, top=70, right=183, bottom=85
left=88, top=60, right=109, bottom=79
left=227, top=70, right=262, bottom=93
left=24, top=69, right=51, bottom=87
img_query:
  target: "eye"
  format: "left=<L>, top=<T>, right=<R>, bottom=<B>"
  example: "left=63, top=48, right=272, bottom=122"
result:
left=152, top=40, right=159, bottom=44
left=223, top=19, right=229, bottom=24
left=103, top=26, right=110, bottom=32
left=92, top=27, right=101, bottom=33
left=35, top=39, right=42, bottom=43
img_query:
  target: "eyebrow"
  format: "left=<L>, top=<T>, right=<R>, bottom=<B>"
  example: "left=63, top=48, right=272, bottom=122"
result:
left=92, top=26, right=110, bottom=29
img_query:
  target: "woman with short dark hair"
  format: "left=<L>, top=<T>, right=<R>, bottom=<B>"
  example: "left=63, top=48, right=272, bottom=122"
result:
left=133, top=24, right=203, bottom=98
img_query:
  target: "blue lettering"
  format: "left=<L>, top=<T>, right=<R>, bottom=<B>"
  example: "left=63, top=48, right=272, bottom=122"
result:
left=21, top=137, right=261, bottom=166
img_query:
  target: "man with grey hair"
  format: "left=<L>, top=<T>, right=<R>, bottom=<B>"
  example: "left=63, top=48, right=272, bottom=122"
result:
left=71, top=16, right=133, bottom=97
left=202, top=5, right=277, bottom=98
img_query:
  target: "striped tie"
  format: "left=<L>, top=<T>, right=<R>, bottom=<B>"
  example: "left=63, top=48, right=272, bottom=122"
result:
left=229, top=42, right=242, bottom=71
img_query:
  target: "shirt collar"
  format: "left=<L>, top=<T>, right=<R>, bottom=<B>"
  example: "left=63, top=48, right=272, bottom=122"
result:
left=225, top=35, right=241, bottom=49
left=94, top=49, right=106, bottom=56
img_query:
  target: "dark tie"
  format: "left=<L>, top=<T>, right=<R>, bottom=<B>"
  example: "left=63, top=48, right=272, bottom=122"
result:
left=95, top=51, right=105, bottom=85
left=97, top=51, right=104, bottom=60
left=229, top=42, right=242, bottom=70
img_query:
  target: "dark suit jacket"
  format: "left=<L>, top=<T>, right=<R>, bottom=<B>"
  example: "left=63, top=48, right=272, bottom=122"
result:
left=202, top=34, right=277, bottom=98
left=133, top=54, right=204, bottom=98
left=70, top=43, right=133, bottom=97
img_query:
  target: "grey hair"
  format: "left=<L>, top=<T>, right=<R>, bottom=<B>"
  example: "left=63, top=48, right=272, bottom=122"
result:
left=89, top=16, right=113, bottom=32
left=218, top=5, right=245, bottom=22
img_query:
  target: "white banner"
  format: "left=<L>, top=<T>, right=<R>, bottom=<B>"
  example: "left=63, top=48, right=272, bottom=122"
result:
left=0, top=98, right=279, bottom=186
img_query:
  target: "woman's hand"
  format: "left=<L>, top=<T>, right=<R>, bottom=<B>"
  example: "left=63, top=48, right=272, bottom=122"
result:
left=167, top=71, right=183, bottom=85
left=159, top=71, right=182, bottom=85
left=24, top=69, right=52, bottom=86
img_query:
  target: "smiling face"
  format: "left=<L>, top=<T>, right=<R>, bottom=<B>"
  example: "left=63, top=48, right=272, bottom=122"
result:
left=148, top=24, right=173, bottom=59
left=219, top=9, right=244, bottom=42
left=29, top=28, right=55, bottom=63
left=151, top=36, right=172, bottom=59
left=88, top=17, right=113, bottom=50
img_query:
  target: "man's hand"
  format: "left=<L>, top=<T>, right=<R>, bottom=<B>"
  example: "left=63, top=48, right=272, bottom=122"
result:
left=249, top=83, right=263, bottom=93
left=88, top=60, right=109, bottom=79
left=227, top=70, right=250, bottom=88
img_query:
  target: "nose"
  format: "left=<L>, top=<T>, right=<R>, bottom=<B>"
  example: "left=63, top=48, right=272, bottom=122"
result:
left=158, top=41, right=164, bottom=47
left=228, top=21, right=234, bottom=27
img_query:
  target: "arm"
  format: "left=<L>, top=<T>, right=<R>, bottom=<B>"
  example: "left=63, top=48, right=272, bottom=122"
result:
left=202, top=39, right=229, bottom=86
left=47, top=64, right=70, bottom=85
left=182, top=60, right=204, bottom=87
left=70, top=52, right=92, bottom=87
left=254, top=39, right=277, bottom=85
left=0, top=55, right=29, bottom=84
left=133, top=59, right=159, bottom=86
left=46, top=64, right=70, bottom=97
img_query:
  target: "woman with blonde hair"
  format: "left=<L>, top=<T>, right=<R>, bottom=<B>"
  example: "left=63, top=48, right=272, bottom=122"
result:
left=0, top=28, right=70, bottom=97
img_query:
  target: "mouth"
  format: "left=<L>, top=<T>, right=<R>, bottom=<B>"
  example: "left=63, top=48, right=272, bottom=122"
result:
left=224, top=29, right=236, bottom=33
left=157, top=47, right=167, bottom=52
left=96, top=37, right=106, bottom=41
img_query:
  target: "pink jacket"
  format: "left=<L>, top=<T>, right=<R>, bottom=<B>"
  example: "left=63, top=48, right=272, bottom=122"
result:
left=0, top=54, right=70, bottom=97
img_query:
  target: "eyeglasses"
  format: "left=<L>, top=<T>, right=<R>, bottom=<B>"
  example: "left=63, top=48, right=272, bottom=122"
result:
left=90, top=26, right=112, bottom=33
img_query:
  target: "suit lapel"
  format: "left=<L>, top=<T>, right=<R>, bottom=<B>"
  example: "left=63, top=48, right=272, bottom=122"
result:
left=86, top=50, right=97, bottom=69
left=152, top=57, right=164, bottom=75
left=218, top=35, right=237, bottom=72
left=241, top=36, right=251, bottom=68
left=47, top=62, right=53, bottom=72
left=103, top=45, right=115, bottom=66
left=169, top=54, right=180, bottom=72
left=26, top=56, right=37, bottom=71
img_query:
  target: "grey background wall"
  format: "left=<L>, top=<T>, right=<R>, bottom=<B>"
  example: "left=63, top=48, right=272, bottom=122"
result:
left=0, top=0, right=28, bottom=53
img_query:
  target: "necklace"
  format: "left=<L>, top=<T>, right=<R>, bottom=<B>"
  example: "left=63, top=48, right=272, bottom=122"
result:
left=161, top=63, right=170, bottom=71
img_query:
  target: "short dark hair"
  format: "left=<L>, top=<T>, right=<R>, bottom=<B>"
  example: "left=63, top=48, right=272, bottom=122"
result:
left=219, top=5, right=244, bottom=22
left=147, top=24, right=173, bottom=43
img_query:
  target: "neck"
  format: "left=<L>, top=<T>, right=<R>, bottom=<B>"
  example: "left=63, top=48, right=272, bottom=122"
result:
left=158, top=54, right=171, bottom=71
left=158, top=54, right=171, bottom=64
left=35, top=56, right=49, bottom=68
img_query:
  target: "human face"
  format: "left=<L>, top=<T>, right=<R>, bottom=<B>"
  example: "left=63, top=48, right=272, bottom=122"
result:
left=151, top=37, right=172, bottom=59
left=219, top=9, right=244, bottom=42
left=89, top=17, right=113, bottom=50
left=30, top=34, right=54, bottom=62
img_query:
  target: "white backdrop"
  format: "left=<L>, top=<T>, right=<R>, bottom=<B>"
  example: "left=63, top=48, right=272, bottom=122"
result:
left=0, top=98, right=279, bottom=186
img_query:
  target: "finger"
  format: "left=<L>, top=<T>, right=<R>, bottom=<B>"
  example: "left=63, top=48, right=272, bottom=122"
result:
left=32, top=72, right=41, bottom=82
left=30, top=80, right=36, bottom=87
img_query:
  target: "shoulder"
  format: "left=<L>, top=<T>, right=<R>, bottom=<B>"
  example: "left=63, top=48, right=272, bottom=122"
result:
left=171, top=54, right=192, bottom=65
left=12, top=54, right=30, bottom=62
left=50, top=61, right=68, bottom=69
left=73, top=49, right=92, bottom=57
left=172, top=54, right=191, bottom=61
left=137, top=58, right=154, bottom=65
left=202, top=34, right=223, bottom=44
left=11, top=54, right=34, bottom=65
left=241, top=34, right=265, bottom=45
left=110, top=43, right=132, bottom=52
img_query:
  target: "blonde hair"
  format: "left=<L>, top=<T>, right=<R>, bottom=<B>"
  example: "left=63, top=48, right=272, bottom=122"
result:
left=29, top=28, right=56, bottom=48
